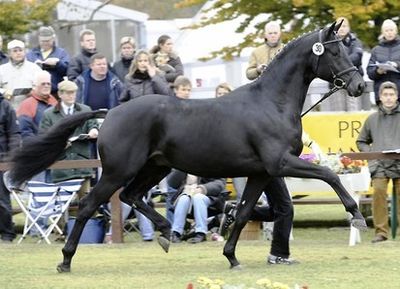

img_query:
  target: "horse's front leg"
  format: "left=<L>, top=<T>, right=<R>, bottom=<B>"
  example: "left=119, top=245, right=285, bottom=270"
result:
left=279, top=154, right=366, bottom=229
left=223, top=175, right=268, bottom=269
left=57, top=177, right=120, bottom=273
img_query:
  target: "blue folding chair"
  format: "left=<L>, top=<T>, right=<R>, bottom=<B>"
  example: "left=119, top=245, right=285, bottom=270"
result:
left=11, top=179, right=84, bottom=244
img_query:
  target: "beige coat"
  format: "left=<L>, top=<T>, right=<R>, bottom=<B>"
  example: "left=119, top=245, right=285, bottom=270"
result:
left=246, top=42, right=284, bottom=80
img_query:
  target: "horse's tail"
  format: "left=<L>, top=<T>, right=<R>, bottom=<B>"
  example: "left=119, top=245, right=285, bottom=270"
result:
left=9, top=109, right=107, bottom=186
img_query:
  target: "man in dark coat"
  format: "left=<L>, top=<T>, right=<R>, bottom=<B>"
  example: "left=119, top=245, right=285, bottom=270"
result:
left=67, top=29, right=98, bottom=81
left=40, top=79, right=98, bottom=195
left=0, top=92, right=21, bottom=242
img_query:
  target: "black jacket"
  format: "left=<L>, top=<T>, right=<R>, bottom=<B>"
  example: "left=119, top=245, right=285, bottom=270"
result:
left=367, top=37, right=400, bottom=102
left=0, top=95, right=20, bottom=160
left=67, top=48, right=98, bottom=81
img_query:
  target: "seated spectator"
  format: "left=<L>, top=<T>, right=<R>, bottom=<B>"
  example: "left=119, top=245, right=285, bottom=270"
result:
left=105, top=197, right=155, bottom=243
left=17, top=70, right=57, bottom=139
left=215, top=82, right=233, bottom=97
left=26, top=26, right=70, bottom=97
left=39, top=78, right=99, bottom=196
left=169, top=170, right=226, bottom=244
left=173, top=76, right=192, bottom=99
left=112, top=36, right=136, bottom=82
left=0, top=39, right=42, bottom=109
left=150, top=35, right=183, bottom=86
left=119, top=50, right=173, bottom=102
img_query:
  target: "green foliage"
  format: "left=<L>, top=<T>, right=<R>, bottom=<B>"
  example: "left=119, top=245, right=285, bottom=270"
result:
left=0, top=0, right=59, bottom=42
left=176, top=0, right=400, bottom=60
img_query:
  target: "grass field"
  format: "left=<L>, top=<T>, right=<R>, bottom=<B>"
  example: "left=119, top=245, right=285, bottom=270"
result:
left=1, top=205, right=398, bottom=289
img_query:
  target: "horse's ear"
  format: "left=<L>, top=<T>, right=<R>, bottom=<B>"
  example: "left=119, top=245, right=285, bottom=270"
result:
left=334, top=19, right=344, bottom=32
left=327, top=21, right=337, bottom=37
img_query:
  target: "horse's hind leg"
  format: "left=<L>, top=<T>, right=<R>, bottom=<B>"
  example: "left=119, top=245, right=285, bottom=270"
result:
left=119, top=162, right=171, bottom=252
left=57, top=176, right=124, bottom=273
left=223, top=174, right=268, bottom=269
left=279, top=154, right=366, bottom=229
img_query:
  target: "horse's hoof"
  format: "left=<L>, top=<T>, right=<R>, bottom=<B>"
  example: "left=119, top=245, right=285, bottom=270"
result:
left=351, top=218, right=367, bottom=231
left=158, top=235, right=170, bottom=253
left=56, top=263, right=71, bottom=273
left=230, top=264, right=243, bottom=270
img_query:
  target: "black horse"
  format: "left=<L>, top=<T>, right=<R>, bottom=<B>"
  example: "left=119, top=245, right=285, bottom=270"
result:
left=10, top=22, right=365, bottom=272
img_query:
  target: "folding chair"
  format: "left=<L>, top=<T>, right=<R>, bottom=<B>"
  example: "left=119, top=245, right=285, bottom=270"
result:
left=11, top=178, right=84, bottom=244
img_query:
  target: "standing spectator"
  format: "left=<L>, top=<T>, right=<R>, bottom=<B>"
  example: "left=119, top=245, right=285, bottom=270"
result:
left=173, top=76, right=192, bottom=99
left=67, top=29, right=97, bottom=81
left=246, top=21, right=284, bottom=80
left=0, top=91, right=21, bottom=243
left=323, top=17, right=365, bottom=111
left=169, top=170, right=226, bottom=244
left=0, top=35, right=8, bottom=65
left=0, top=39, right=42, bottom=109
left=356, top=81, right=400, bottom=243
left=39, top=79, right=98, bottom=194
left=75, top=53, right=122, bottom=110
left=367, top=19, right=400, bottom=104
left=150, top=35, right=183, bottom=85
left=26, top=26, right=70, bottom=98
left=112, top=36, right=136, bottom=82
left=17, top=70, right=57, bottom=139
left=119, top=50, right=172, bottom=102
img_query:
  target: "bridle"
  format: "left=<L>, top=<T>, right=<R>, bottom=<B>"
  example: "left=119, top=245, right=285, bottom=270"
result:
left=302, top=29, right=358, bottom=117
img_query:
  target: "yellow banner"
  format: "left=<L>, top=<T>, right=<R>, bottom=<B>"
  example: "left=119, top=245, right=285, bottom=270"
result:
left=302, top=111, right=372, bottom=154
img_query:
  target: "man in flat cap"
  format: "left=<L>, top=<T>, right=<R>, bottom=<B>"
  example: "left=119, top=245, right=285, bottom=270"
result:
left=0, top=39, right=42, bottom=109
left=27, top=26, right=70, bottom=97
left=40, top=78, right=99, bottom=197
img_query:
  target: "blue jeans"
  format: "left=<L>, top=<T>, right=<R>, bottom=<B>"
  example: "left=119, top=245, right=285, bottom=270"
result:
left=172, top=193, right=211, bottom=235
left=110, top=201, right=154, bottom=241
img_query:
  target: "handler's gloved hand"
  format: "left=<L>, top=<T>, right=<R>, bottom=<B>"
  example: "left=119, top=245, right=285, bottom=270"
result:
left=310, top=142, right=326, bottom=162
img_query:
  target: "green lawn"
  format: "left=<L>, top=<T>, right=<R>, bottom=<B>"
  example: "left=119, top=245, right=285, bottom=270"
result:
left=1, top=204, right=397, bottom=289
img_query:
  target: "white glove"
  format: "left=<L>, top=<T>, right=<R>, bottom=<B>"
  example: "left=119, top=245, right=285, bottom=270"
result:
left=310, top=142, right=326, bottom=161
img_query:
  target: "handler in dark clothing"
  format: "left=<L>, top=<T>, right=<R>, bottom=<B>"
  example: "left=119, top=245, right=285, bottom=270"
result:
left=221, top=177, right=296, bottom=265
left=0, top=92, right=21, bottom=242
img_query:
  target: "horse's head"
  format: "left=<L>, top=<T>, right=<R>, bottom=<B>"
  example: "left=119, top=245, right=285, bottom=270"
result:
left=311, top=21, right=365, bottom=97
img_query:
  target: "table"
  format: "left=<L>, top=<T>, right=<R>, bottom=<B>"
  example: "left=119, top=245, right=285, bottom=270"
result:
left=285, top=167, right=371, bottom=246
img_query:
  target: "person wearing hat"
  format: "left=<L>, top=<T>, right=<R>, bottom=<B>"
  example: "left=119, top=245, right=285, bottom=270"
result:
left=112, top=36, right=136, bottom=82
left=0, top=39, right=42, bottom=109
left=40, top=78, right=99, bottom=195
left=26, top=26, right=70, bottom=97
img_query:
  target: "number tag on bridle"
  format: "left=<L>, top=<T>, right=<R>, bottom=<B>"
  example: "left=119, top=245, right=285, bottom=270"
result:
left=312, top=42, right=325, bottom=56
